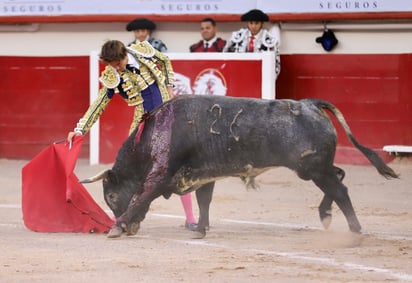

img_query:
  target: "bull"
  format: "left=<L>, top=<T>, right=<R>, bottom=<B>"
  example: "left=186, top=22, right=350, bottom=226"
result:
left=82, top=95, right=398, bottom=238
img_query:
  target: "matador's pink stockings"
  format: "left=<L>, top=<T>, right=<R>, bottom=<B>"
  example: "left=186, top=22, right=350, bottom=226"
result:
left=180, top=193, right=197, bottom=224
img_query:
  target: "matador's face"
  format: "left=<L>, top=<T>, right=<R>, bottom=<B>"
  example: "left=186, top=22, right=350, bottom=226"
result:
left=108, top=55, right=128, bottom=72
left=133, top=29, right=150, bottom=42
left=247, top=21, right=264, bottom=36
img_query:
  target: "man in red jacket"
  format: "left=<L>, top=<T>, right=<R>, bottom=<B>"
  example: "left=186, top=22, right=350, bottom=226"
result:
left=189, top=18, right=226, bottom=52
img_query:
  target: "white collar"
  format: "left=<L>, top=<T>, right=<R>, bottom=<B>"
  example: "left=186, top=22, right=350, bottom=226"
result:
left=203, top=36, right=217, bottom=46
left=127, top=53, right=140, bottom=69
left=248, top=29, right=263, bottom=38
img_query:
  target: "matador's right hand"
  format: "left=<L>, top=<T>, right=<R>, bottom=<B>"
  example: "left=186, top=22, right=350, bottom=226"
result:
left=67, top=131, right=82, bottom=149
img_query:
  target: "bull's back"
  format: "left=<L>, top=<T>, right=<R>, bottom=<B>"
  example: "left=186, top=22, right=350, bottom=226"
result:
left=165, top=96, right=337, bottom=175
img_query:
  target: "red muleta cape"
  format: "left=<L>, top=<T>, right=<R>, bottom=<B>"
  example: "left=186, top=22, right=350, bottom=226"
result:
left=21, top=136, right=114, bottom=233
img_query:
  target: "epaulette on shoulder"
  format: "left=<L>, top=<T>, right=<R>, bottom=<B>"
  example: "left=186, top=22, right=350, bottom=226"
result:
left=261, top=29, right=276, bottom=48
left=99, top=65, right=120, bottom=89
left=128, top=41, right=156, bottom=58
left=231, top=28, right=248, bottom=43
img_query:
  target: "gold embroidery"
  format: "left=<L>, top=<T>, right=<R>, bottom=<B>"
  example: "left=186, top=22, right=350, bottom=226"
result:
left=75, top=88, right=111, bottom=134
left=128, top=41, right=155, bottom=58
left=99, top=65, right=120, bottom=89
left=121, top=79, right=133, bottom=92
left=75, top=42, right=175, bottom=136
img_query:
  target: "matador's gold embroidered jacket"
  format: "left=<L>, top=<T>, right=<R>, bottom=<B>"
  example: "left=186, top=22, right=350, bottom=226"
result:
left=74, top=41, right=175, bottom=135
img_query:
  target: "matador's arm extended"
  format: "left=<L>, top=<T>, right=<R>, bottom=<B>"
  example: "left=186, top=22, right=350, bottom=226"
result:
left=74, top=87, right=112, bottom=135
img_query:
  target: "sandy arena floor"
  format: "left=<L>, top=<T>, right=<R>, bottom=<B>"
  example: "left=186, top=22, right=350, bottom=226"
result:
left=1, top=157, right=411, bottom=283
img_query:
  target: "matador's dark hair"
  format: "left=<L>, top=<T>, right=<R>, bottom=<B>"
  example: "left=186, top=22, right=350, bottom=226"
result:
left=99, top=40, right=127, bottom=63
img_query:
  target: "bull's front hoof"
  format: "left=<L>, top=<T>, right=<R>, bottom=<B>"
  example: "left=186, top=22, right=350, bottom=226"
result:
left=126, top=222, right=140, bottom=236
left=349, top=224, right=362, bottom=234
left=190, top=230, right=206, bottom=239
left=107, top=225, right=123, bottom=238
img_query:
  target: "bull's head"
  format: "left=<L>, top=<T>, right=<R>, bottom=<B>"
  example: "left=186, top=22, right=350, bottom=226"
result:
left=81, top=169, right=139, bottom=219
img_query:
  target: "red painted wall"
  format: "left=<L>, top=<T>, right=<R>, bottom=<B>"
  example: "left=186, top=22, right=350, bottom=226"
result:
left=0, top=56, right=90, bottom=159
left=99, top=59, right=263, bottom=163
left=1, top=54, right=411, bottom=164
left=276, top=54, right=412, bottom=164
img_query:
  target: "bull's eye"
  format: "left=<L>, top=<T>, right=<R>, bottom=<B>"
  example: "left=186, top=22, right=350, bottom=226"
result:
left=108, top=193, right=116, bottom=202
left=106, top=192, right=117, bottom=208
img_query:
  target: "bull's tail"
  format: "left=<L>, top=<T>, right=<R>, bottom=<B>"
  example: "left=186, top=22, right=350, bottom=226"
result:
left=313, top=99, right=399, bottom=179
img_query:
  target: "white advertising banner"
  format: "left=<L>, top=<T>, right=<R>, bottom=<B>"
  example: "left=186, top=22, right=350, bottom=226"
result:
left=258, top=0, right=412, bottom=13
left=1, top=0, right=411, bottom=17
left=0, top=0, right=256, bottom=16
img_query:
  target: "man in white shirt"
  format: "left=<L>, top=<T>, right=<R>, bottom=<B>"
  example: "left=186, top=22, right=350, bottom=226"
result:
left=224, top=9, right=281, bottom=76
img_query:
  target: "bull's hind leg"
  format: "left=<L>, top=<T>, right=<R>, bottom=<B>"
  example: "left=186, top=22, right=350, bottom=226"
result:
left=313, top=174, right=362, bottom=233
left=318, top=166, right=346, bottom=229
left=193, top=182, right=215, bottom=239
left=334, top=166, right=345, bottom=181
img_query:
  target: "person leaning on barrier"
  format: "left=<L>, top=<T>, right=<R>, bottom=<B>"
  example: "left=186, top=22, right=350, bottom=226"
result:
left=223, top=9, right=281, bottom=76
left=189, top=17, right=226, bottom=52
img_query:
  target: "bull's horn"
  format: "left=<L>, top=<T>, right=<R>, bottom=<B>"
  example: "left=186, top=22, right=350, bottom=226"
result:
left=80, top=169, right=110, bottom=183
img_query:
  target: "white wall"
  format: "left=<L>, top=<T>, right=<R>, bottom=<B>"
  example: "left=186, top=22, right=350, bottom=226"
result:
left=1, top=21, right=412, bottom=56
left=280, top=22, right=412, bottom=54
left=0, top=22, right=241, bottom=56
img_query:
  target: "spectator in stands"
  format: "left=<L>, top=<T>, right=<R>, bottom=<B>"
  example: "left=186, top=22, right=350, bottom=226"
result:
left=67, top=40, right=199, bottom=231
left=189, top=18, right=226, bottom=52
left=126, top=18, right=168, bottom=52
left=223, top=9, right=281, bottom=76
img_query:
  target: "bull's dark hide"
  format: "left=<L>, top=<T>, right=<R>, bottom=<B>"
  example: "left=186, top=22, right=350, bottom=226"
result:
left=82, top=95, right=398, bottom=238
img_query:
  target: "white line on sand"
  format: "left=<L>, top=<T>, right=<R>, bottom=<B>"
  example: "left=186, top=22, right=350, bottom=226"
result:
left=2, top=205, right=412, bottom=280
